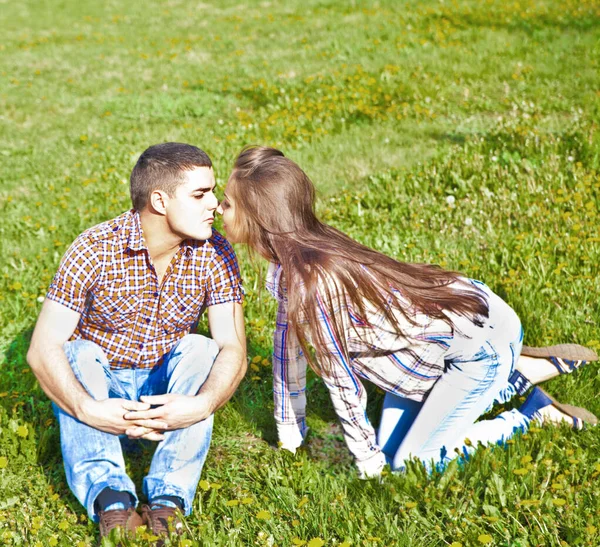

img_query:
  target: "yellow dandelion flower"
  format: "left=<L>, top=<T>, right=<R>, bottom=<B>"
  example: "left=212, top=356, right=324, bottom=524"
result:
left=405, top=502, right=418, bottom=509
left=256, top=510, right=271, bottom=520
left=199, top=480, right=211, bottom=491
left=226, top=499, right=239, bottom=507
left=0, top=456, right=7, bottom=469
left=241, top=497, right=253, bottom=505
left=292, top=519, right=300, bottom=526
left=450, top=542, right=463, bottom=547
left=58, top=520, right=69, bottom=531
left=298, top=496, right=309, bottom=508
left=16, top=425, right=28, bottom=438
left=292, top=539, right=306, bottom=546
left=49, top=537, right=58, bottom=547
left=252, top=355, right=262, bottom=363
left=477, top=535, right=493, bottom=544
left=307, top=539, right=324, bottom=547
left=513, top=468, right=528, bottom=476
left=552, top=498, right=566, bottom=506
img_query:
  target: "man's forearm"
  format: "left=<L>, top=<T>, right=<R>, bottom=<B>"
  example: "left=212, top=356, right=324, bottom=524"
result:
left=196, top=343, right=247, bottom=413
left=27, top=342, right=92, bottom=420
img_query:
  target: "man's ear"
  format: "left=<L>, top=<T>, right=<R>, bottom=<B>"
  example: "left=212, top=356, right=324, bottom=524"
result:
left=149, top=190, right=169, bottom=215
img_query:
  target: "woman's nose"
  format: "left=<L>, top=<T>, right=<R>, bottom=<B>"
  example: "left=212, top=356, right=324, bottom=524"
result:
left=216, top=203, right=223, bottom=215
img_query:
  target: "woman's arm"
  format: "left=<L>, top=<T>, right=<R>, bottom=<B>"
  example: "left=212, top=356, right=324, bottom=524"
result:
left=314, top=286, right=386, bottom=478
left=272, top=296, right=309, bottom=452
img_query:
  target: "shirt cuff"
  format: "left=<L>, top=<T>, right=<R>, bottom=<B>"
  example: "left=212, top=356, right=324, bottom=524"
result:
left=276, top=421, right=309, bottom=454
left=355, top=451, right=386, bottom=479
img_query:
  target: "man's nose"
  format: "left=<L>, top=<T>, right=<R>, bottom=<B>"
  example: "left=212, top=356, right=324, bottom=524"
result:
left=207, top=192, right=219, bottom=210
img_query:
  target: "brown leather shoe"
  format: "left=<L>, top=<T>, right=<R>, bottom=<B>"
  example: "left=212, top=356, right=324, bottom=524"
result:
left=98, top=507, right=144, bottom=543
left=141, top=503, right=184, bottom=543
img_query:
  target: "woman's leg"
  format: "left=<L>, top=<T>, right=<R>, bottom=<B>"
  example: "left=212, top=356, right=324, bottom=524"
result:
left=377, top=393, right=422, bottom=462
left=392, top=288, right=528, bottom=471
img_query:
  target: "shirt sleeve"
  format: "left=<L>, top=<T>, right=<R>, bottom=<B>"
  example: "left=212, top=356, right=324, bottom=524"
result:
left=205, top=237, right=244, bottom=307
left=272, top=296, right=309, bottom=452
left=314, top=282, right=385, bottom=474
left=46, top=233, right=99, bottom=314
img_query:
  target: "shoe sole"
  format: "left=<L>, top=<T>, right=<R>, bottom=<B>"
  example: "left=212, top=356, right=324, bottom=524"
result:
left=521, top=344, right=598, bottom=361
left=538, top=388, right=599, bottom=427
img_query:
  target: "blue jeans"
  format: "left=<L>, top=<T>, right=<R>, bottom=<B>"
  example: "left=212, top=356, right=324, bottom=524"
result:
left=54, top=334, right=218, bottom=521
left=378, top=281, right=530, bottom=471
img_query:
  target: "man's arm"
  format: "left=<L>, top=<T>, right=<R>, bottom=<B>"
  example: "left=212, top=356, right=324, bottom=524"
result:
left=27, top=299, right=158, bottom=436
left=126, top=301, right=246, bottom=433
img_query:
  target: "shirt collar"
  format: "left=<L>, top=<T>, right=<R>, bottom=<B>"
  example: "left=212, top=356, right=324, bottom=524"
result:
left=266, top=262, right=284, bottom=301
left=127, top=210, right=146, bottom=252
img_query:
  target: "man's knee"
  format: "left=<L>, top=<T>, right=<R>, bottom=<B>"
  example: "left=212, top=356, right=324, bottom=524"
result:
left=174, top=334, right=219, bottom=367
left=64, top=339, right=110, bottom=399
left=167, top=334, right=219, bottom=384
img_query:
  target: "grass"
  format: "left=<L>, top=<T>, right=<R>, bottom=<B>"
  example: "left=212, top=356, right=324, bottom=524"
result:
left=1, top=0, right=599, bottom=545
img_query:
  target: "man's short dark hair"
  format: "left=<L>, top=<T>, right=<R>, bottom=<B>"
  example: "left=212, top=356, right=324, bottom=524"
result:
left=130, top=142, right=213, bottom=211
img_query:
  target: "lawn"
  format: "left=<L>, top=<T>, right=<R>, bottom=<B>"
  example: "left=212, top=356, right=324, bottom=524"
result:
left=1, top=0, right=599, bottom=545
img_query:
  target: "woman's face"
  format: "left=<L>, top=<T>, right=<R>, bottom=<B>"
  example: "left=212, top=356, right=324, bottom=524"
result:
left=217, top=179, right=242, bottom=243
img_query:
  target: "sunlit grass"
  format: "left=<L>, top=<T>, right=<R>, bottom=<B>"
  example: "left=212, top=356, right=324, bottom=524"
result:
left=1, top=0, right=599, bottom=545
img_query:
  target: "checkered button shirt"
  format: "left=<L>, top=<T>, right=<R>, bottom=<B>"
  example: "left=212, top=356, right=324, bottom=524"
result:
left=47, top=210, right=243, bottom=369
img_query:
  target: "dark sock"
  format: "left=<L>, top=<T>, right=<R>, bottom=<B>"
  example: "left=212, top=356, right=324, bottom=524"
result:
left=96, top=487, right=134, bottom=513
left=151, top=495, right=183, bottom=510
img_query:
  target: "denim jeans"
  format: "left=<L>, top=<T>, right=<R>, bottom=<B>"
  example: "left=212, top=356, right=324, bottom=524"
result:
left=378, top=281, right=530, bottom=471
left=54, top=334, right=218, bottom=521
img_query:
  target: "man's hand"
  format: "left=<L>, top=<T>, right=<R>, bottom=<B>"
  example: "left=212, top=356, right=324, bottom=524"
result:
left=81, top=398, right=168, bottom=439
left=123, top=393, right=212, bottom=437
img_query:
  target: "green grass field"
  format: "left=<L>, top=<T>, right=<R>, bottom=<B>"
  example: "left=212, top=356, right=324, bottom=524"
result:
left=1, top=0, right=600, bottom=545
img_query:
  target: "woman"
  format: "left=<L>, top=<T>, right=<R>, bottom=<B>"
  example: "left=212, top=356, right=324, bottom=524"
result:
left=217, top=146, right=598, bottom=478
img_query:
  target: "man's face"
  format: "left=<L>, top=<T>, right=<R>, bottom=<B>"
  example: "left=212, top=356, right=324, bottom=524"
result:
left=165, top=167, right=218, bottom=241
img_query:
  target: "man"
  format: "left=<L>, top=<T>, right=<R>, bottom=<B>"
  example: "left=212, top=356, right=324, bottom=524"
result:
left=27, top=143, right=246, bottom=542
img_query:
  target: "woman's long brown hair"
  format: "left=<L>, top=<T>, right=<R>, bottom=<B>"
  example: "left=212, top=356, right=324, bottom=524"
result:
left=229, top=146, right=489, bottom=375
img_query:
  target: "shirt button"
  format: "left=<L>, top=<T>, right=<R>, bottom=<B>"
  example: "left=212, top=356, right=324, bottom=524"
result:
left=131, top=364, right=137, bottom=369
left=180, top=306, right=185, bottom=311
left=139, top=344, right=143, bottom=349
left=153, top=292, right=159, bottom=297
left=145, top=318, right=150, bottom=323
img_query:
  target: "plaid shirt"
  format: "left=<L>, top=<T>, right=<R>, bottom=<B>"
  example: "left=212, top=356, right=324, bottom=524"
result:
left=47, top=210, right=243, bottom=369
left=267, top=262, right=456, bottom=469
